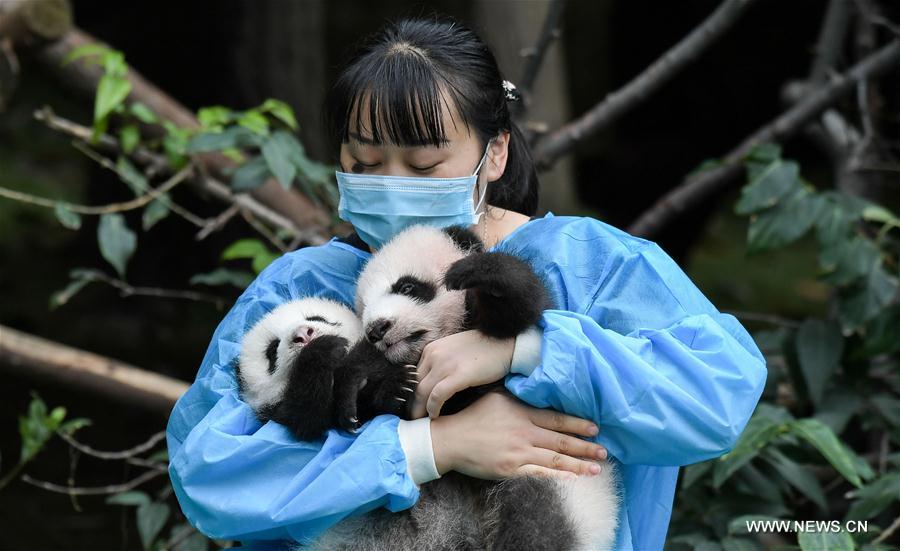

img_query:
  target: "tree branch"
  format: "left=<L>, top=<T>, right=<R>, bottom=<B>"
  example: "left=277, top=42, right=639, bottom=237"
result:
left=0, top=324, right=189, bottom=414
left=627, top=39, right=900, bottom=239
left=0, top=164, right=192, bottom=214
left=518, top=0, right=566, bottom=101
left=34, top=107, right=329, bottom=245
left=532, top=0, right=759, bottom=170
left=810, top=0, right=853, bottom=84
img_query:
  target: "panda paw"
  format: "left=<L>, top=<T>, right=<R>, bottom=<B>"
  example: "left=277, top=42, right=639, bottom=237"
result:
left=444, top=254, right=503, bottom=297
left=367, top=363, right=419, bottom=419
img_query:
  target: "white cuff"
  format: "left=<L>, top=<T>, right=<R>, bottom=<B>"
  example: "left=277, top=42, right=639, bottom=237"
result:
left=397, top=417, right=440, bottom=486
left=510, top=325, right=543, bottom=376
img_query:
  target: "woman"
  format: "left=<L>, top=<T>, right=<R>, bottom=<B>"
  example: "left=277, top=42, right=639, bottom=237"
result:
left=166, top=17, right=767, bottom=550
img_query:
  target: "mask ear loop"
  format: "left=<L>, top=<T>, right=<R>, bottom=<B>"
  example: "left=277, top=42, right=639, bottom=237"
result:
left=472, top=137, right=495, bottom=226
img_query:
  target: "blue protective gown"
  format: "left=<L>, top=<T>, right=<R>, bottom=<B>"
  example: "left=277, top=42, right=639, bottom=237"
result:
left=166, top=212, right=768, bottom=550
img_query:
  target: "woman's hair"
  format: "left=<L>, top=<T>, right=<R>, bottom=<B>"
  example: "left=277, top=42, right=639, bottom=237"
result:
left=324, top=16, right=540, bottom=216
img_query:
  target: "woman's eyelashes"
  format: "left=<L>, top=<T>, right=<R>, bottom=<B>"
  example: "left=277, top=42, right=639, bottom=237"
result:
left=349, top=159, right=442, bottom=174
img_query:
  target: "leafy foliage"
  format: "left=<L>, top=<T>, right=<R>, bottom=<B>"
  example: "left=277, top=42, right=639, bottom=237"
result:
left=668, top=145, right=900, bottom=550
left=0, top=393, right=89, bottom=491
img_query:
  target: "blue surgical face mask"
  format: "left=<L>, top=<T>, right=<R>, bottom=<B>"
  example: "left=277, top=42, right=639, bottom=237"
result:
left=335, top=139, right=493, bottom=251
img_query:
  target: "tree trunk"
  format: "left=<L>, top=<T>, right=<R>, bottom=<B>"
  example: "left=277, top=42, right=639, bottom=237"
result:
left=473, top=0, right=579, bottom=215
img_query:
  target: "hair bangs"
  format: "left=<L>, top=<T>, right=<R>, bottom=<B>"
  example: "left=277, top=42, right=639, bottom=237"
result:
left=342, top=53, right=462, bottom=148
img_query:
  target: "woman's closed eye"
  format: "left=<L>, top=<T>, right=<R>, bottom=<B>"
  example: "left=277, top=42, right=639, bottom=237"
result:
left=351, top=161, right=380, bottom=173
left=410, top=162, right=441, bottom=173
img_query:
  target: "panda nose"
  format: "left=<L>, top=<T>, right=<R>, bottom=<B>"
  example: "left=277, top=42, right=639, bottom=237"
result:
left=366, top=319, right=392, bottom=343
left=293, top=326, right=316, bottom=345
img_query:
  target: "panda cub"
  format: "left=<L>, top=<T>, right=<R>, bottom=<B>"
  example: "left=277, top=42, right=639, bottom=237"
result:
left=237, top=297, right=363, bottom=441
left=237, top=224, right=620, bottom=550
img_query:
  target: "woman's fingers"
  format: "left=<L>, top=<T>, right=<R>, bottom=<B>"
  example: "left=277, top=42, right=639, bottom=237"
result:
left=527, top=447, right=603, bottom=477
left=514, top=464, right=577, bottom=480
left=527, top=406, right=600, bottom=439
left=531, top=427, right=608, bottom=461
left=425, top=378, right=461, bottom=419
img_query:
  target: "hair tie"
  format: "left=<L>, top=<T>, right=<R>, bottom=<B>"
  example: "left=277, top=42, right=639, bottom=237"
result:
left=502, top=80, right=521, bottom=102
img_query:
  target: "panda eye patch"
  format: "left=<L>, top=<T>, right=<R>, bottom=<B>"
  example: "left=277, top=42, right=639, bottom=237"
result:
left=265, top=338, right=280, bottom=375
left=391, top=275, right=436, bottom=303
left=306, top=315, right=340, bottom=326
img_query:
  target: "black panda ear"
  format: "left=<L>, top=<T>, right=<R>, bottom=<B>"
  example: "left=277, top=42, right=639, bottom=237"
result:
left=442, top=225, right=484, bottom=253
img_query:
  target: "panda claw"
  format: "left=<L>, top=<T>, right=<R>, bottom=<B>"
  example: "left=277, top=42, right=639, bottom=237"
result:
left=401, top=386, right=414, bottom=394
left=406, top=379, right=418, bottom=384
left=395, top=397, right=407, bottom=403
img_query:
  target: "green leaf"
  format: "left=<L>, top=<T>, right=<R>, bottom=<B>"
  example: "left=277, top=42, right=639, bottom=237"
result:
left=747, top=189, right=827, bottom=254
left=230, top=156, right=271, bottom=191
left=789, top=418, right=862, bottom=487
left=261, top=131, right=298, bottom=189
left=197, top=105, right=234, bottom=130
left=838, top=262, right=899, bottom=332
left=736, top=160, right=801, bottom=215
left=797, top=530, right=854, bottom=551
left=187, top=126, right=263, bottom=153
left=94, top=74, right=132, bottom=124
left=762, top=448, right=828, bottom=512
left=813, top=387, right=860, bottom=435
left=129, top=102, right=158, bottom=124
left=106, top=491, right=151, bottom=507
left=261, top=98, right=298, bottom=130
left=795, top=319, right=843, bottom=406
left=116, top=156, right=149, bottom=194
left=819, top=237, right=880, bottom=286
left=54, top=203, right=82, bottom=230
left=189, top=268, right=254, bottom=289
left=62, top=44, right=114, bottom=65
left=221, top=239, right=279, bottom=274
left=844, top=472, right=900, bottom=521
left=713, top=413, right=785, bottom=487
left=119, top=124, right=140, bottom=154
left=97, top=213, right=137, bottom=278
left=142, top=198, right=170, bottom=231
left=861, top=205, right=900, bottom=227
left=137, top=502, right=170, bottom=550
left=221, top=239, right=268, bottom=261
left=238, top=110, right=270, bottom=136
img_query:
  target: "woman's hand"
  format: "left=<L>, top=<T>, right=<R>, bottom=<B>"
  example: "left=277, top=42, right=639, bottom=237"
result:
left=430, top=392, right=608, bottom=480
left=410, top=329, right=515, bottom=419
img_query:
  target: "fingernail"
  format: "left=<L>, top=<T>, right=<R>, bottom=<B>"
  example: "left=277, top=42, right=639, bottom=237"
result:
left=596, top=448, right=606, bottom=459
left=588, top=425, right=599, bottom=436
left=590, top=464, right=601, bottom=475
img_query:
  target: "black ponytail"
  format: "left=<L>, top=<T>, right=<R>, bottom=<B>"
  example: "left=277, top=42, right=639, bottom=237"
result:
left=324, top=16, right=540, bottom=216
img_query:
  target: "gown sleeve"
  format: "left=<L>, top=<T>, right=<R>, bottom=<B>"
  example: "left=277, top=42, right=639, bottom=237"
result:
left=504, top=238, right=768, bottom=467
left=166, top=245, right=420, bottom=544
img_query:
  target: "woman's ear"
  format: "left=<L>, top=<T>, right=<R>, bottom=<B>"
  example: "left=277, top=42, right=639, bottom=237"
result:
left=484, top=131, right=510, bottom=183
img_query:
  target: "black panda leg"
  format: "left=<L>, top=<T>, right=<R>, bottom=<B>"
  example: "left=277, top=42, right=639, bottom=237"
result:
left=443, top=252, right=549, bottom=339
left=269, top=334, right=348, bottom=441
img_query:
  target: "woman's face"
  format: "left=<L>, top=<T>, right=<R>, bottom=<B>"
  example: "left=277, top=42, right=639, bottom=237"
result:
left=339, top=92, right=510, bottom=186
